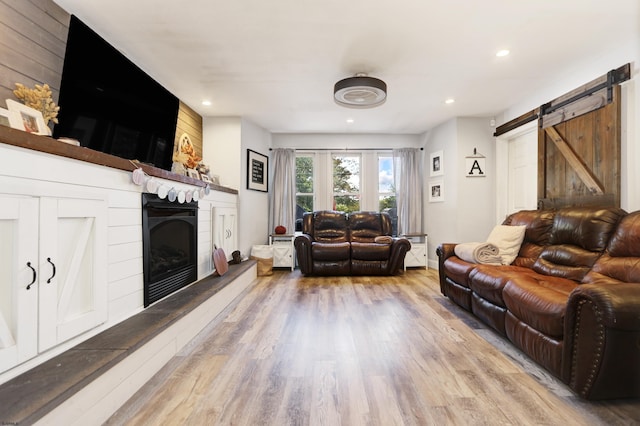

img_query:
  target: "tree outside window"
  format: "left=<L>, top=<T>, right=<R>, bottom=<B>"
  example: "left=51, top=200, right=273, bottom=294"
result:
left=332, top=154, right=360, bottom=213
left=379, top=154, right=397, bottom=235
left=296, top=155, right=314, bottom=230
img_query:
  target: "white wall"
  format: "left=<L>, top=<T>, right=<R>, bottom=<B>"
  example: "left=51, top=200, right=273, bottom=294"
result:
left=272, top=133, right=422, bottom=150
left=421, top=117, right=496, bottom=268
left=202, top=117, right=242, bottom=190
left=203, top=116, right=272, bottom=257
left=240, top=118, right=272, bottom=255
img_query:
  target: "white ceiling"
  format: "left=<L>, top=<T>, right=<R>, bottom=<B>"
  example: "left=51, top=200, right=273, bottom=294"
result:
left=54, top=0, right=638, bottom=134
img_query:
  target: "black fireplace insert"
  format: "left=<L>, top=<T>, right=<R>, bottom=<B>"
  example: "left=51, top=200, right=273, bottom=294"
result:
left=142, top=193, right=198, bottom=307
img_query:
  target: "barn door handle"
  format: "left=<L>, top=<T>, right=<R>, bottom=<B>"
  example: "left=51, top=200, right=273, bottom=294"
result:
left=26, top=262, right=36, bottom=290
left=46, top=258, right=56, bottom=283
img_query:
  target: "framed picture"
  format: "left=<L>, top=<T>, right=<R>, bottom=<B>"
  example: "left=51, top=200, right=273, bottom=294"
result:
left=429, top=180, right=444, bottom=202
left=0, top=107, right=17, bottom=128
left=200, top=173, right=212, bottom=183
left=186, top=168, right=200, bottom=179
left=429, top=150, right=444, bottom=177
left=247, top=149, right=268, bottom=192
left=211, top=174, right=220, bottom=185
left=6, top=99, right=48, bottom=135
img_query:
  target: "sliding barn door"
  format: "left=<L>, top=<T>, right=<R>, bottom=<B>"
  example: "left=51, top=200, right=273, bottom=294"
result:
left=537, top=85, right=621, bottom=209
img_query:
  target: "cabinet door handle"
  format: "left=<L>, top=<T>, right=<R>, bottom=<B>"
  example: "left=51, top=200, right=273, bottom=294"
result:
left=26, top=262, right=36, bottom=290
left=47, top=258, right=56, bottom=284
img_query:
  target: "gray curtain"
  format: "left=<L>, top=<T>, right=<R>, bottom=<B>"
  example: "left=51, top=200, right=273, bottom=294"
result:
left=269, top=148, right=296, bottom=234
left=393, top=148, right=423, bottom=235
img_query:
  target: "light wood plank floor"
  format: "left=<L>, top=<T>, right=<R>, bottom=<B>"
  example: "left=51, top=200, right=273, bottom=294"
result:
left=106, top=269, right=640, bottom=425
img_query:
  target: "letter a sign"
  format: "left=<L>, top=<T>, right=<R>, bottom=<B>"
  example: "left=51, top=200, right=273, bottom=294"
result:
left=465, top=157, right=486, bottom=177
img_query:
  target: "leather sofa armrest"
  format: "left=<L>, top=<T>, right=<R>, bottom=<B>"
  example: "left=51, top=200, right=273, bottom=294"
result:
left=567, top=283, right=640, bottom=331
left=436, top=243, right=458, bottom=295
left=563, top=282, right=640, bottom=399
left=387, top=237, right=412, bottom=274
left=294, top=234, right=313, bottom=275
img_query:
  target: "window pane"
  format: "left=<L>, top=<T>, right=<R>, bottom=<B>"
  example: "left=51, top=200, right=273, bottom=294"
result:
left=378, top=156, right=394, bottom=193
left=334, top=195, right=360, bottom=213
left=296, top=195, right=313, bottom=217
left=380, top=195, right=397, bottom=236
left=333, top=155, right=360, bottom=193
left=296, top=156, right=314, bottom=194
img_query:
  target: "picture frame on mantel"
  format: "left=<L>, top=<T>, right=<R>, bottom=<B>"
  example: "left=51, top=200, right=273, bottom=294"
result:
left=6, top=99, right=48, bottom=135
left=247, top=149, right=268, bottom=192
left=0, top=107, right=17, bottom=128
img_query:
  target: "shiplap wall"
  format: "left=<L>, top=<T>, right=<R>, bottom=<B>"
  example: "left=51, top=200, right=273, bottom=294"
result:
left=0, top=0, right=203, bottom=156
left=0, top=0, right=68, bottom=108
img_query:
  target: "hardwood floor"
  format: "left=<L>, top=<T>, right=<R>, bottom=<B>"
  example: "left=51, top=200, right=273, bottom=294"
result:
left=106, top=269, right=639, bottom=425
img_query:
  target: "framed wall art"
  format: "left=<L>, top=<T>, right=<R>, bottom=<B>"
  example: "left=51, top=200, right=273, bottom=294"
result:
left=186, top=168, right=200, bottom=179
left=429, top=150, right=444, bottom=177
left=6, top=99, right=48, bottom=135
left=247, top=149, right=268, bottom=192
left=429, top=180, right=444, bottom=202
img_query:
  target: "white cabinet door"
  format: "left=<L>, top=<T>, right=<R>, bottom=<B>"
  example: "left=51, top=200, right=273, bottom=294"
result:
left=0, top=197, right=39, bottom=371
left=212, top=207, right=237, bottom=261
left=272, top=243, right=293, bottom=269
left=405, top=243, right=427, bottom=269
left=38, top=198, right=108, bottom=351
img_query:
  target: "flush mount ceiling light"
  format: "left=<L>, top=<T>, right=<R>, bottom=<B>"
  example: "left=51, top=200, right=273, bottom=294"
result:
left=334, top=73, right=387, bottom=108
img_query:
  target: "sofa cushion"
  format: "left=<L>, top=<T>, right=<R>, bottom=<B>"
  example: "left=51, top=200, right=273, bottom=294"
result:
left=583, top=211, right=640, bottom=284
left=503, top=274, right=578, bottom=337
left=311, top=241, right=351, bottom=261
left=532, top=244, right=602, bottom=281
left=503, top=209, right=555, bottom=268
left=486, top=225, right=527, bottom=265
left=443, top=257, right=476, bottom=288
left=308, top=210, right=349, bottom=243
left=349, top=211, right=392, bottom=243
left=469, top=264, right=536, bottom=307
left=351, top=242, right=391, bottom=261
left=549, top=206, right=625, bottom=251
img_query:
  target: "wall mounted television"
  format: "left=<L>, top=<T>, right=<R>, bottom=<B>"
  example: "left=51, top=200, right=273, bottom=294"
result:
left=53, top=15, right=179, bottom=171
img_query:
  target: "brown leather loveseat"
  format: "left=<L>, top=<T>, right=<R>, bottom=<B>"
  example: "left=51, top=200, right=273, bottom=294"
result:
left=295, top=210, right=411, bottom=276
left=437, top=206, right=640, bottom=400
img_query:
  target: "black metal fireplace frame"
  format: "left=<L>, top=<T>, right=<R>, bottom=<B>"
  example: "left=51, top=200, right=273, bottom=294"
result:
left=141, top=193, right=198, bottom=307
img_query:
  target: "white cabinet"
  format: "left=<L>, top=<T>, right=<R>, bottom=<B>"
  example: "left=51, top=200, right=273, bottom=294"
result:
left=0, top=195, right=107, bottom=374
left=212, top=207, right=237, bottom=261
left=269, top=234, right=295, bottom=270
left=403, top=234, right=428, bottom=270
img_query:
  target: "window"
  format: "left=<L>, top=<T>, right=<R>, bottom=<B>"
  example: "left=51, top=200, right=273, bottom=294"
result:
left=332, top=154, right=360, bottom=213
left=378, top=154, right=397, bottom=235
left=295, top=155, right=314, bottom=230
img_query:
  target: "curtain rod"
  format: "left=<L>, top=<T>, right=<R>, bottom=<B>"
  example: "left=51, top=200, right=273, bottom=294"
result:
left=268, top=147, right=423, bottom=151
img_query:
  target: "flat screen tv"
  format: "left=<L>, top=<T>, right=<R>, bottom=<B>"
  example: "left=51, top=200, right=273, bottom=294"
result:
left=53, top=15, right=179, bottom=171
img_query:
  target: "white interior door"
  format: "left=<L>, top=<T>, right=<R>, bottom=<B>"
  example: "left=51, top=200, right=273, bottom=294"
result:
left=507, top=130, right=538, bottom=213
left=496, top=121, right=538, bottom=221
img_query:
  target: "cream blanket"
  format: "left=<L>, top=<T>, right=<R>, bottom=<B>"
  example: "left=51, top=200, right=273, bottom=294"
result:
left=454, top=242, right=502, bottom=265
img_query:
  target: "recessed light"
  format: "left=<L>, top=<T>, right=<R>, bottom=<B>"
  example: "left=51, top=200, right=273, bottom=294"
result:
left=202, top=100, right=212, bottom=106
left=496, top=49, right=510, bottom=57
left=444, top=98, right=455, bottom=104
left=346, top=118, right=354, bottom=124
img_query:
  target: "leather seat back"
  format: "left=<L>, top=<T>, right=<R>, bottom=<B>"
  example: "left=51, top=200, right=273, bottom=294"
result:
left=503, top=209, right=555, bottom=268
left=348, top=211, right=392, bottom=243
left=302, top=210, right=349, bottom=243
left=532, top=207, right=626, bottom=281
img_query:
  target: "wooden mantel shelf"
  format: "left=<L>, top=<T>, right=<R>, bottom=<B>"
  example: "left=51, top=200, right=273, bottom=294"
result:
left=0, top=125, right=238, bottom=194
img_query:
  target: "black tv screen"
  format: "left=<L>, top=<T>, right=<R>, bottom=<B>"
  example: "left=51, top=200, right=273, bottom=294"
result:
left=53, top=15, right=179, bottom=171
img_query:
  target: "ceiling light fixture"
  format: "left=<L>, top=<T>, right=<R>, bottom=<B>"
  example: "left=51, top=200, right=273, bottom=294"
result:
left=496, top=49, right=510, bottom=57
left=202, top=100, right=212, bottom=106
left=445, top=98, right=455, bottom=104
left=334, top=73, right=387, bottom=108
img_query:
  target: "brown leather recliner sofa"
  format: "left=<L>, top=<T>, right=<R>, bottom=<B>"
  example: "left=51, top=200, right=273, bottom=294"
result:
left=295, top=210, right=411, bottom=276
left=436, top=206, right=640, bottom=400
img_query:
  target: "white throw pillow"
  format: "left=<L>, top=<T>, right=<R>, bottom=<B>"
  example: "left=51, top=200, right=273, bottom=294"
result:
left=486, top=225, right=527, bottom=265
